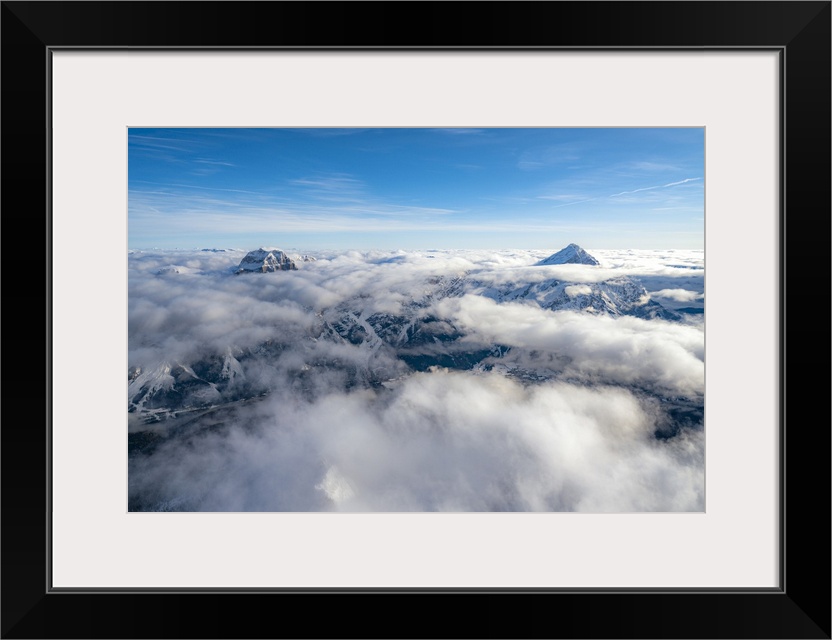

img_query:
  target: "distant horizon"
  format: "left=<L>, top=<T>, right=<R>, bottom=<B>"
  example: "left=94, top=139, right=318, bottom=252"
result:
left=129, top=127, right=704, bottom=250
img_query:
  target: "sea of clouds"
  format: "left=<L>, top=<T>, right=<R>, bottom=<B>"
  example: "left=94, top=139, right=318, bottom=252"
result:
left=128, top=247, right=704, bottom=512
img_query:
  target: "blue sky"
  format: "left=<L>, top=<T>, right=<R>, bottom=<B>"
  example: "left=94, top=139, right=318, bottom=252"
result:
left=128, top=128, right=704, bottom=250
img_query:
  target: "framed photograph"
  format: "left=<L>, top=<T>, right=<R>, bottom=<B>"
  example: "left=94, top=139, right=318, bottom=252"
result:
left=3, top=2, right=829, bottom=638
left=124, top=125, right=708, bottom=517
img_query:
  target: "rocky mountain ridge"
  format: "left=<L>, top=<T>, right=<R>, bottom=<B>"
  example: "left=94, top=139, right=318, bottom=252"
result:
left=236, top=247, right=297, bottom=273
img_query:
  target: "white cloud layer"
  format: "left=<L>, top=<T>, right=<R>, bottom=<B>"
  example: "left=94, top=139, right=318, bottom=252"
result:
left=128, top=248, right=705, bottom=512
left=129, top=371, right=703, bottom=512
left=650, top=288, right=705, bottom=302
left=432, top=296, right=704, bottom=396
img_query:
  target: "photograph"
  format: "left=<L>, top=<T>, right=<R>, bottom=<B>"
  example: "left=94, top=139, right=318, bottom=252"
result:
left=3, top=0, right=828, bottom=635
left=128, top=127, right=705, bottom=512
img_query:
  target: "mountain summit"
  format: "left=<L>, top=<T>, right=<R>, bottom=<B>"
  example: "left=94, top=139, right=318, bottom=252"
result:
left=236, top=248, right=297, bottom=274
left=537, top=243, right=600, bottom=266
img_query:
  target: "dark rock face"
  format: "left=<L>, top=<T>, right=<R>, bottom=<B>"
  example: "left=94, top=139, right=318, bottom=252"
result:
left=236, top=248, right=297, bottom=273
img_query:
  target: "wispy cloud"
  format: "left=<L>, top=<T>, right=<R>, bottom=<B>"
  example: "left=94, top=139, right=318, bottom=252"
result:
left=128, top=128, right=704, bottom=250
left=195, top=159, right=235, bottom=167
left=131, top=181, right=266, bottom=196
left=129, top=135, right=200, bottom=154
left=545, top=197, right=600, bottom=209
left=537, top=194, right=585, bottom=202
left=128, top=183, right=464, bottom=242
left=290, top=175, right=364, bottom=193
left=610, top=177, right=701, bottom=197
left=541, top=177, right=702, bottom=209
left=650, top=288, right=704, bottom=302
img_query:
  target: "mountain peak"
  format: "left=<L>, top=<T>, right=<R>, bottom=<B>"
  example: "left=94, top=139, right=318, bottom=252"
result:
left=537, top=244, right=600, bottom=266
left=236, top=248, right=297, bottom=274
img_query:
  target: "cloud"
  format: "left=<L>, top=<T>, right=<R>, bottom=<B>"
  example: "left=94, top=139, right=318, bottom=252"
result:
left=290, top=174, right=364, bottom=194
left=131, top=180, right=267, bottom=196
left=539, top=177, right=702, bottom=209
left=537, top=194, right=588, bottom=202
left=432, top=296, right=704, bottom=396
left=195, top=159, right=235, bottom=166
left=609, top=177, right=702, bottom=198
left=564, top=284, right=593, bottom=297
left=650, top=288, right=704, bottom=302
left=541, top=197, right=598, bottom=208
left=128, top=248, right=704, bottom=512
left=129, top=371, right=703, bottom=512
left=128, top=134, right=198, bottom=154
left=128, top=175, right=464, bottom=246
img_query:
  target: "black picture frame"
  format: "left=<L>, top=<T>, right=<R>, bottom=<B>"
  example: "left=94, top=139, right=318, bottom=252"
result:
left=2, top=2, right=829, bottom=638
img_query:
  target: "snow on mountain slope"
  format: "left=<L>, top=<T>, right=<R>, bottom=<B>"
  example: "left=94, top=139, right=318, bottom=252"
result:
left=464, top=271, right=680, bottom=320
left=536, top=243, right=601, bottom=266
left=128, top=362, right=220, bottom=413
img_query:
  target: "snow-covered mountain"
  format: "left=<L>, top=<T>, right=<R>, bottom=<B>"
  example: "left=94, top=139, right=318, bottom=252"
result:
left=537, top=243, right=600, bottom=266
left=128, top=362, right=221, bottom=413
left=470, top=274, right=680, bottom=320
left=129, top=246, right=692, bottom=417
left=236, top=247, right=297, bottom=273
left=314, top=266, right=680, bottom=378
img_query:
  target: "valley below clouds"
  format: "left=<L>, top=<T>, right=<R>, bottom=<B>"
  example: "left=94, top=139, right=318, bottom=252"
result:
left=128, top=247, right=704, bottom=512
